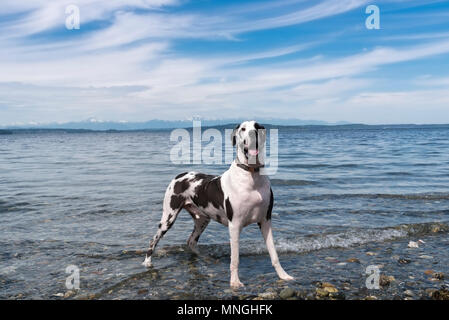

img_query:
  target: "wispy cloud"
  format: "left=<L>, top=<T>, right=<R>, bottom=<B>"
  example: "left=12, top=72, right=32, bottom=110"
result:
left=1, top=0, right=449, bottom=125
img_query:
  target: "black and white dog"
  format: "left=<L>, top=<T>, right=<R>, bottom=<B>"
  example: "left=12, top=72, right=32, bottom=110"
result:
left=143, top=120, right=293, bottom=288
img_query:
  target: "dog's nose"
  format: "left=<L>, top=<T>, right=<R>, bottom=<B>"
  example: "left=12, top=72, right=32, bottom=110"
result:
left=248, top=130, right=258, bottom=150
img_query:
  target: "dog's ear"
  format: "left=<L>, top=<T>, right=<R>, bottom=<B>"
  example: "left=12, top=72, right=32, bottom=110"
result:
left=254, top=122, right=265, bottom=130
left=231, top=124, right=240, bottom=146
left=254, top=122, right=266, bottom=140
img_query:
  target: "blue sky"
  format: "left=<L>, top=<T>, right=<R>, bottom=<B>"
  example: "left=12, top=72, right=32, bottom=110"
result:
left=1, top=0, right=449, bottom=125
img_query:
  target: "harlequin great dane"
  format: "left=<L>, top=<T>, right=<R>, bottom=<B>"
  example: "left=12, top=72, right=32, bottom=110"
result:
left=143, top=120, right=293, bottom=288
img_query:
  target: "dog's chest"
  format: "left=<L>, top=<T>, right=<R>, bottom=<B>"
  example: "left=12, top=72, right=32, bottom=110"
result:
left=231, top=186, right=270, bottom=225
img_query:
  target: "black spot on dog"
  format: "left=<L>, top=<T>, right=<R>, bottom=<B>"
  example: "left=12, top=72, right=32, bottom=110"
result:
left=170, top=194, right=184, bottom=210
left=192, top=176, right=224, bottom=210
left=174, top=178, right=190, bottom=194
left=257, top=222, right=261, bottom=229
left=216, top=215, right=222, bottom=223
left=254, top=122, right=265, bottom=130
left=158, top=223, right=162, bottom=229
left=225, top=197, right=233, bottom=221
left=267, top=188, right=273, bottom=220
left=232, top=124, right=240, bottom=146
left=194, top=234, right=200, bottom=242
left=175, top=172, right=188, bottom=179
left=191, top=173, right=214, bottom=182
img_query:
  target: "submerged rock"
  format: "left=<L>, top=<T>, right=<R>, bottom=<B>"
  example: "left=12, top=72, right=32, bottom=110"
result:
left=315, top=282, right=338, bottom=297
left=279, top=288, right=295, bottom=299
left=379, top=275, right=395, bottom=287
left=407, top=241, right=419, bottom=248
left=398, top=258, right=411, bottom=264
left=431, top=287, right=449, bottom=300
left=433, top=272, right=445, bottom=280
left=315, top=288, right=329, bottom=298
left=258, top=291, right=278, bottom=299
left=404, top=290, right=414, bottom=297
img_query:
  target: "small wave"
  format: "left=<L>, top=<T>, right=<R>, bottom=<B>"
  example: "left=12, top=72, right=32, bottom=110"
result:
left=384, top=171, right=413, bottom=176
left=270, top=222, right=448, bottom=255
left=270, top=179, right=317, bottom=186
left=303, top=193, right=449, bottom=201
left=281, top=163, right=359, bottom=169
left=0, top=200, right=34, bottom=213
left=157, top=222, right=449, bottom=258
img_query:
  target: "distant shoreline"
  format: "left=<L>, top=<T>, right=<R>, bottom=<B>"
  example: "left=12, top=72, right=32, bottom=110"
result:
left=2, top=123, right=449, bottom=134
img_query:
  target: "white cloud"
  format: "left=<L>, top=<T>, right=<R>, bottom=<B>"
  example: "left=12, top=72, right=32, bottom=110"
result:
left=1, top=0, right=449, bottom=124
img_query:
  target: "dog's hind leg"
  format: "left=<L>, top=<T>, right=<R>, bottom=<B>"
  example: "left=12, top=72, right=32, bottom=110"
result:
left=185, top=204, right=210, bottom=253
left=142, top=188, right=185, bottom=268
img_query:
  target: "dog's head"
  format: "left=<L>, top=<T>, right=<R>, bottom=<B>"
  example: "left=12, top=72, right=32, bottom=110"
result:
left=231, top=120, right=266, bottom=167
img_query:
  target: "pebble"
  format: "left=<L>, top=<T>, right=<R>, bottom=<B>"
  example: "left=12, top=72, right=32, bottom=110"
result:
left=404, top=290, right=414, bottom=297
left=431, top=225, right=441, bottom=233
left=316, top=288, right=329, bottom=297
left=346, top=258, right=360, bottom=263
left=366, top=251, right=376, bottom=256
left=425, top=288, right=437, bottom=298
left=424, top=270, right=434, bottom=275
left=379, top=275, right=395, bottom=286
left=398, top=258, right=411, bottom=264
left=364, top=295, right=377, bottom=300
left=419, top=255, right=433, bottom=259
left=329, top=292, right=345, bottom=300
left=323, top=286, right=338, bottom=293
left=432, top=288, right=449, bottom=300
left=317, top=282, right=338, bottom=294
left=408, top=241, right=419, bottom=248
left=258, top=291, right=278, bottom=299
left=138, top=289, right=148, bottom=295
left=64, top=291, right=75, bottom=299
left=53, top=293, right=64, bottom=297
left=433, top=272, right=445, bottom=280
left=279, top=288, right=295, bottom=299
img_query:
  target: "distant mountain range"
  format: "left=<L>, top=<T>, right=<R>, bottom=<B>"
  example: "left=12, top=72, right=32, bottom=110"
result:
left=1, top=118, right=352, bottom=130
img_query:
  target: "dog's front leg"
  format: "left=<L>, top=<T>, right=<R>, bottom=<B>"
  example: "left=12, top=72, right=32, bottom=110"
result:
left=259, top=219, right=294, bottom=281
left=228, top=222, right=244, bottom=288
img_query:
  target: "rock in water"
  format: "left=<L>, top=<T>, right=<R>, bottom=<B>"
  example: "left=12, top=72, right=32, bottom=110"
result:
left=404, top=290, right=414, bottom=297
left=315, top=288, right=329, bottom=298
left=408, top=241, right=419, bottom=248
left=379, top=275, right=395, bottom=286
left=279, top=288, right=295, bottom=299
left=432, top=288, right=449, bottom=300
left=433, top=272, right=445, bottom=280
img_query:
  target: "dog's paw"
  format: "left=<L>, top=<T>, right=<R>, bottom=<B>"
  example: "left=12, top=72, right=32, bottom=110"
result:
left=142, top=257, right=152, bottom=268
left=230, top=280, right=245, bottom=289
left=280, top=274, right=294, bottom=281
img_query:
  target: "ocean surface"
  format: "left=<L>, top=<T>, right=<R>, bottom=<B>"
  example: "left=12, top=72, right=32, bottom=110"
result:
left=1, top=125, right=449, bottom=299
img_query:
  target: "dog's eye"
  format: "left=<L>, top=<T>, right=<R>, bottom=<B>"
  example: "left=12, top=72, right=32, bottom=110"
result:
left=241, top=127, right=246, bottom=132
